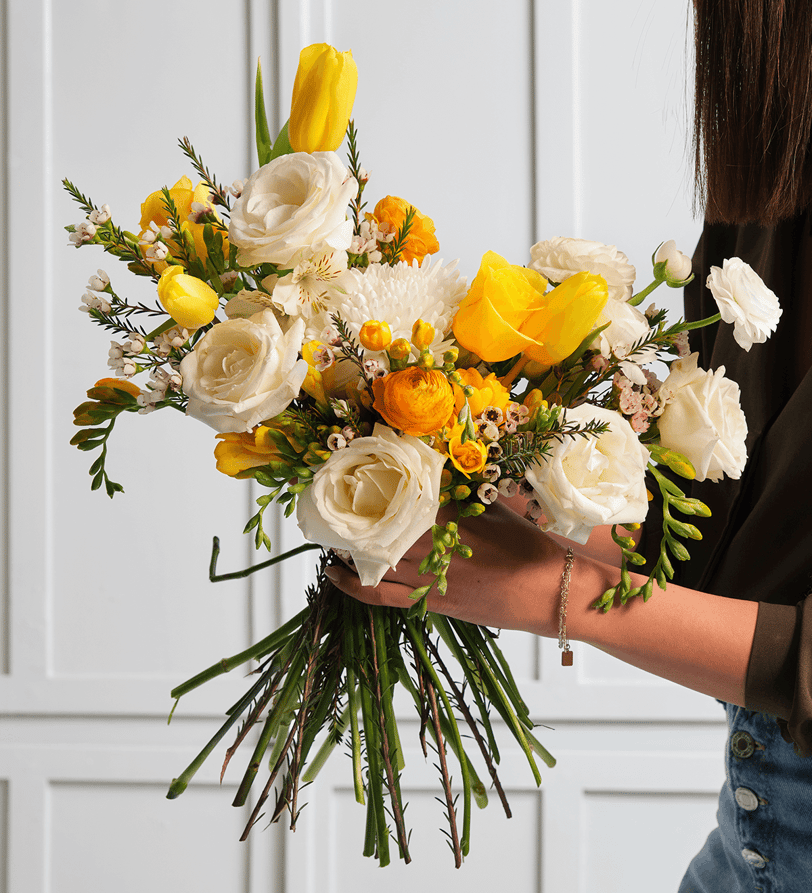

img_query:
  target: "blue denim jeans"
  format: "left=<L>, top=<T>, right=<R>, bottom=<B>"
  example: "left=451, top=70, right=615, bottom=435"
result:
left=679, top=702, right=811, bottom=893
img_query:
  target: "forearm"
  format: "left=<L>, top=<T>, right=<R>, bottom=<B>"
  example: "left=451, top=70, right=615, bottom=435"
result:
left=564, top=555, right=759, bottom=706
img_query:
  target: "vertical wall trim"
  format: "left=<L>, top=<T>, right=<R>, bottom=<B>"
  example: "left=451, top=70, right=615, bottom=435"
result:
left=528, top=0, right=538, bottom=248
left=0, top=0, right=10, bottom=675
left=571, top=0, right=583, bottom=237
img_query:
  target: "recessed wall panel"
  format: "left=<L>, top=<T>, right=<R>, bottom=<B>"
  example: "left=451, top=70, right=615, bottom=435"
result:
left=49, top=1, right=256, bottom=675
left=583, top=791, right=718, bottom=893
left=49, top=782, right=250, bottom=893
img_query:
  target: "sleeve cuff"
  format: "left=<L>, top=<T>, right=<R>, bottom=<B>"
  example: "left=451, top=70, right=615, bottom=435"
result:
left=744, top=601, right=799, bottom=721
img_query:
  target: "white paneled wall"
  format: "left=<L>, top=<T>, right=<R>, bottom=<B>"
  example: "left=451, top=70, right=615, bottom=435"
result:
left=0, top=1, right=722, bottom=891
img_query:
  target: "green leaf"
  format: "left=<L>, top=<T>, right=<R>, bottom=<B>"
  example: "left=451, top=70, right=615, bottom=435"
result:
left=268, top=121, right=293, bottom=162
left=255, top=58, right=273, bottom=167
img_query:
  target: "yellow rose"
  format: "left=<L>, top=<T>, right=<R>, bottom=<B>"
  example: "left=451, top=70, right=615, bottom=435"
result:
left=447, top=426, right=488, bottom=478
left=452, top=368, right=511, bottom=419
left=157, top=266, right=219, bottom=329
left=289, top=43, right=358, bottom=153
left=452, top=251, right=608, bottom=365
left=139, top=176, right=225, bottom=264
left=372, top=196, right=439, bottom=265
left=372, top=367, right=455, bottom=436
left=214, top=426, right=289, bottom=477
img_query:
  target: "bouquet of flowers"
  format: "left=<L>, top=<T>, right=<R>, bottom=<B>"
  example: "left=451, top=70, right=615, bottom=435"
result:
left=66, top=43, right=781, bottom=866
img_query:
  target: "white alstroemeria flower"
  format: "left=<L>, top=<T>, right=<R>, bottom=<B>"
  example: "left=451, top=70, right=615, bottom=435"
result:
left=223, top=288, right=277, bottom=319
left=272, top=249, right=352, bottom=318
left=706, top=258, right=782, bottom=352
left=529, top=237, right=636, bottom=302
left=523, top=404, right=650, bottom=544
left=296, top=423, right=446, bottom=586
left=655, top=240, right=693, bottom=282
left=657, top=353, right=747, bottom=482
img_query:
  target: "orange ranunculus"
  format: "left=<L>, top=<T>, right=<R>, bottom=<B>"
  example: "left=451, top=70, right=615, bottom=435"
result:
left=139, top=176, right=226, bottom=266
left=372, top=367, right=455, bottom=436
left=447, top=425, right=488, bottom=478
left=214, top=426, right=290, bottom=477
left=452, top=251, right=608, bottom=365
left=452, top=367, right=511, bottom=419
left=372, top=196, right=439, bottom=265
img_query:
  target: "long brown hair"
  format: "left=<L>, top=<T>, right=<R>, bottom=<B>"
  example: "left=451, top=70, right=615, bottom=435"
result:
left=694, top=0, right=812, bottom=224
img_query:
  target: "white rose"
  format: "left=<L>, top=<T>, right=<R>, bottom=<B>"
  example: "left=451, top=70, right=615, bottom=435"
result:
left=179, top=310, right=308, bottom=433
left=524, top=404, right=650, bottom=544
left=655, top=239, right=693, bottom=282
left=529, top=237, right=636, bottom=302
left=706, top=257, right=782, bottom=352
left=595, top=297, right=656, bottom=384
left=297, top=424, right=446, bottom=586
left=228, top=152, right=356, bottom=268
left=657, top=353, right=747, bottom=482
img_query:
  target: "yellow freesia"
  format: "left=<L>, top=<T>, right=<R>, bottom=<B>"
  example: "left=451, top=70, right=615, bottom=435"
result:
left=447, top=425, right=488, bottom=478
left=452, top=251, right=608, bottom=365
left=214, top=426, right=294, bottom=478
left=157, top=266, right=219, bottom=329
left=452, top=367, right=511, bottom=419
left=289, top=43, right=358, bottom=153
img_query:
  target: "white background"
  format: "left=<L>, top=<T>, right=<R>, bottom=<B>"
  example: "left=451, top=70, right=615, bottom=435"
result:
left=0, top=1, right=724, bottom=891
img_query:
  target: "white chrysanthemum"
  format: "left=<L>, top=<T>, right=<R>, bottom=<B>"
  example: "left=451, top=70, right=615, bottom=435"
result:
left=309, top=258, right=468, bottom=362
left=530, top=237, right=636, bottom=302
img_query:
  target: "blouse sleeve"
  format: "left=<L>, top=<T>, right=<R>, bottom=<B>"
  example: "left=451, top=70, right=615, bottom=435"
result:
left=746, top=595, right=812, bottom=756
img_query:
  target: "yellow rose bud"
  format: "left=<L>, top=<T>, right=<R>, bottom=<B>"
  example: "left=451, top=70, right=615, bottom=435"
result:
left=156, top=266, right=219, bottom=329
left=372, top=196, right=440, bottom=264
left=359, top=319, right=392, bottom=352
left=411, top=318, right=436, bottom=349
left=452, top=251, right=608, bottom=365
left=389, top=338, right=412, bottom=360
left=447, top=427, right=488, bottom=478
left=289, top=43, right=358, bottom=153
left=372, top=367, right=455, bottom=437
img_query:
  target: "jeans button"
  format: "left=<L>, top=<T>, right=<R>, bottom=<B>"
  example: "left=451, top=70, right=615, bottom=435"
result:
left=734, top=786, right=760, bottom=811
left=741, top=848, right=767, bottom=869
left=731, top=730, right=756, bottom=758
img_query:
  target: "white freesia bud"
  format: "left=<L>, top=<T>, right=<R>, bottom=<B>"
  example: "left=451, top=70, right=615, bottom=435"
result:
left=706, top=257, right=782, bottom=352
left=655, top=240, right=693, bottom=282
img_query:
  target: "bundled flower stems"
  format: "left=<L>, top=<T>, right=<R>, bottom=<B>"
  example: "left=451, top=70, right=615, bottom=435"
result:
left=66, top=43, right=782, bottom=865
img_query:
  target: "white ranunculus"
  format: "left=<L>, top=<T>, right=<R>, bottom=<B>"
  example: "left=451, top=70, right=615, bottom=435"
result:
left=523, top=404, right=650, bottom=545
left=596, top=297, right=656, bottom=384
left=706, top=257, right=782, bottom=352
left=655, top=239, right=693, bottom=282
left=657, top=353, right=747, bottom=482
left=529, top=237, right=636, bottom=302
left=228, top=152, right=356, bottom=268
left=179, top=310, right=308, bottom=433
left=297, top=423, right=446, bottom=586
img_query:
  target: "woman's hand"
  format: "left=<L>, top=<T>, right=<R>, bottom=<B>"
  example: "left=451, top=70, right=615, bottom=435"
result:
left=325, top=498, right=572, bottom=638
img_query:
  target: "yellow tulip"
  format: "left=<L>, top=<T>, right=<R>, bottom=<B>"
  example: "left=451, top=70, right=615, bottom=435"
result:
left=452, top=251, right=608, bottom=365
left=289, top=43, right=358, bottom=153
left=157, top=266, right=219, bottom=329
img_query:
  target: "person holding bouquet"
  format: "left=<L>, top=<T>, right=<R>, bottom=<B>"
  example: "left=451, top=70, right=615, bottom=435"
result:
left=328, top=1, right=812, bottom=888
